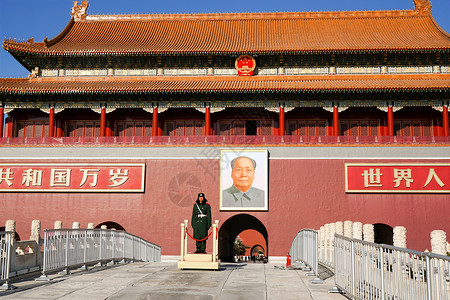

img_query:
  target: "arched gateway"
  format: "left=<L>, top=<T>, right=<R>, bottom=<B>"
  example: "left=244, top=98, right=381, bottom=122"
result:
left=219, top=214, right=268, bottom=262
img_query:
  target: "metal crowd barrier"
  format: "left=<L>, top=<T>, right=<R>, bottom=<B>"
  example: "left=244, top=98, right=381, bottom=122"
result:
left=289, top=229, right=323, bottom=282
left=334, top=234, right=450, bottom=300
left=0, top=232, right=12, bottom=289
left=38, top=229, right=161, bottom=280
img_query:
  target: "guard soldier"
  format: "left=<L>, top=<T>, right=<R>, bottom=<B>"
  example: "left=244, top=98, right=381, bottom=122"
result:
left=191, top=193, right=211, bottom=253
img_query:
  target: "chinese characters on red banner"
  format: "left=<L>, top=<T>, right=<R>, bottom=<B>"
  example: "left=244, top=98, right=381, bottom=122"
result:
left=346, top=164, right=449, bottom=193
left=0, top=164, right=145, bottom=192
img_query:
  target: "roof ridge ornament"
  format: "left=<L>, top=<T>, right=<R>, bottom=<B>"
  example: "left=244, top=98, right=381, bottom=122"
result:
left=71, top=1, right=89, bottom=21
left=414, top=0, right=431, bottom=16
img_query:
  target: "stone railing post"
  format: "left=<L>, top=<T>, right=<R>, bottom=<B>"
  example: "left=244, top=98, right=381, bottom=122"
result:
left=336, top=221, right=344, bottom=236
left=344, top=220, right=353, bottom=238
left=54, top=221, right=63, bottom=229
left=5, top=220, right=15, bottom=245
left=30, top=220, right=41, bottom=243
left=393, top=226, right=407, bottom=248
left=72, top=222, right=80, bottom=229
left=363, top=224, right=374, bottom=243
left=87, top=223, right=95, bottom=229
left=329, top=223, right=336, bottom=265
left=352, top=222, right=363, bottom=240
left=101, top=225, right=107, bottom=229
left=430, top=230, right=447, bottom=255
left=318, top=226, right=324, bottom=260
left=324, top=224, right=330, bottom=262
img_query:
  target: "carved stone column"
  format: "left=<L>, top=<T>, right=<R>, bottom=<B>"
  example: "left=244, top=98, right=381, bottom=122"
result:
left=335, top=221, right=344, bottom=235
left=344, top=220, right=353, bottom=238
left=430, top=230, right=447, bottom=255
left=30, top=220, right=41, bottom=243
left=329, top=223, right=336, bottom=262
left=6, top=220, right=15, bottom=244
left=393, top=226, right=407, bottom=248
left=54, top=221, right=63, bottom=229
left=352, top=222, right=363, bottom=240
left=318, top=226, right=324, bottom=259
left=324, top=224, right=330, bottom=261
left=363, top=224, right=375, bottom=243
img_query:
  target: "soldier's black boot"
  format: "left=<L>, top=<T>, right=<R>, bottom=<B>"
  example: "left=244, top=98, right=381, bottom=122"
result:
left=200, top=241, right=206, bottom=253
left=195, top=241, right=202, bottom=253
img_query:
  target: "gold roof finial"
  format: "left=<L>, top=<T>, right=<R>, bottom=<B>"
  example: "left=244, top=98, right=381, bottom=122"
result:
left=71, top=1, right=89, bottom=21
left=413, top=0, right=432, bottom=16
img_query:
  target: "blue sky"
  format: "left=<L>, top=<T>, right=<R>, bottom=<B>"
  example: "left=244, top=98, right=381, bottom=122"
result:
left=0, top=0, right=449, bottom=78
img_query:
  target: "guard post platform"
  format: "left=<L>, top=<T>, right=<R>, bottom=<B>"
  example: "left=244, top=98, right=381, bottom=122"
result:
left=178, top=219, right=220, bottom=270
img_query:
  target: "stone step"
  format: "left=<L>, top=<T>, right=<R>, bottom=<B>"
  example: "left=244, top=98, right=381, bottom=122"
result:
left=177, top=260, right=220, bottom=270
left=184, top=253, right=214, bottom=262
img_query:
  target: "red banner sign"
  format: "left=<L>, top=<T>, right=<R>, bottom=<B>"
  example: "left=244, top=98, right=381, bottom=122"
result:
left=346, top=163, right=450, bottom=193
left=0, top=163, right=145, bottom=192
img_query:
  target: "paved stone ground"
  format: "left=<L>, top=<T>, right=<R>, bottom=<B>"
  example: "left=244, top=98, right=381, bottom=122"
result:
left=0, top=262, right=348, bottom=300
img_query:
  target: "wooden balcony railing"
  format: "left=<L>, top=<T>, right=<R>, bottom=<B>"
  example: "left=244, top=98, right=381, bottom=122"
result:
left=1, top=135, right=449, bottom=146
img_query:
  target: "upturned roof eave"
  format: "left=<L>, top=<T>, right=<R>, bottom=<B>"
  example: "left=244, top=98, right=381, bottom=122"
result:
left=1, top=74, right=449, bottom=95
left=4, top=44, right=450, bottom=57
left=1, top=87, right=448, bottom=95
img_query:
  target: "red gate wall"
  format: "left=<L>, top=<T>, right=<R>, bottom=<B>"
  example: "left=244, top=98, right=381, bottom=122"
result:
left=0, top=158, right=448, bottom=255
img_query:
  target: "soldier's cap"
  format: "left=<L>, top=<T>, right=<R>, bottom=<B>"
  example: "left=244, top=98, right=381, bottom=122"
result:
left=198, top=193, right=205, bottom=197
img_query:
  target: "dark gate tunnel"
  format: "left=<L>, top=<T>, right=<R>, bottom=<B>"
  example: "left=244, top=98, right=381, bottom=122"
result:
left=218, top=214, right=268, bottom=262
left=95, top=221, right=126, bottom=231
left=374, top=223, right=394, bottom=245
left=251, top=244, right=265, bottom=256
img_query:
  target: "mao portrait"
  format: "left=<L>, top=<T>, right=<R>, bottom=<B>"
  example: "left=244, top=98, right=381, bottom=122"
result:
left=220, top=150, right=268, bottom=211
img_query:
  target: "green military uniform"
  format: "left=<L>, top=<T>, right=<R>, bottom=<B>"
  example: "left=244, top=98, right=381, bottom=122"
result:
left=191, top=193, right=212, bottom=253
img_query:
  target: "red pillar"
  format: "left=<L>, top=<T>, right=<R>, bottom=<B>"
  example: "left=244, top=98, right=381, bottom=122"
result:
left=48, top=107, right=55, bottom=137
left=56, top=119, right=63, bottom=137
left=100, top=107, right=106, bottom=137
left=204, top=106, right=211, bottom=135
left=443, top=105, right=449, bottom=137
left=279, top=106, right=285, bottom=136
left=152, top=107, right=158, bottom=136
left=5, top=116, right=13, bottom=138
left=106, top=118, right=113, bottom=137
left=0, top=107, right=3, bottom=138
left=387, top=105, right=394, bottom=136
left=333, top=106, right=339, bottom=136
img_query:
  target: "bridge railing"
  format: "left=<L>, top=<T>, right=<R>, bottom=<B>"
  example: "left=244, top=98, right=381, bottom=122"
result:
left=334, top=234, right=450, bottom=300
left=38, top=229, right=161, bottom=280
left=289, top=229, right=322, bottom=282
left=0, top=232, right=12, bottom=289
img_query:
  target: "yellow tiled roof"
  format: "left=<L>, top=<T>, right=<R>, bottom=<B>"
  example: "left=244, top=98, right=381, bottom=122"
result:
left=3, top=8, right=450, bottom=55
left=1, top=74, right=448, bottom=94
